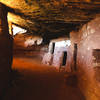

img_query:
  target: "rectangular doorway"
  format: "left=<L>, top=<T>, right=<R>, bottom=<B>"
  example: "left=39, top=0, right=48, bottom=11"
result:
left=73, top=43, right=77, bottom=71
left=51, top=42, right=55, bottom=54
left=62, top=51, right=67, bottom=66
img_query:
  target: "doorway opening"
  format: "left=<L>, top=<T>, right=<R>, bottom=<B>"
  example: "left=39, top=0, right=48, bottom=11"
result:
left=73, top=43, right=77, bottom=71
left=51, top=42, right=55, bottom=54
left=62, top=51, right=67, bottom=66
left=93, top=49, right=100, bottom=82
left=59, top=51, right=67, bottom=72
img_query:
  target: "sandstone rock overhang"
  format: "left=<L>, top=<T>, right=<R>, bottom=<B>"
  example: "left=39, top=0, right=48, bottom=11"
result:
left=0, top=0, right=100, bottom=39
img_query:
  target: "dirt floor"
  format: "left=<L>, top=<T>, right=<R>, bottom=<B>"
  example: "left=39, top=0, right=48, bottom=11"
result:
left=2, top=57, right=86, bottom=100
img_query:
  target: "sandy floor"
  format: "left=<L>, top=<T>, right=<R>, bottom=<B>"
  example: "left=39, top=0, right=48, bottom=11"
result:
left=3, top=57, right=86, bottom=100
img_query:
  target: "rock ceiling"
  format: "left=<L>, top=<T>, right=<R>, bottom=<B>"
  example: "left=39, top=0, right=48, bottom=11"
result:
left=0, top=0, right=100, bottom=39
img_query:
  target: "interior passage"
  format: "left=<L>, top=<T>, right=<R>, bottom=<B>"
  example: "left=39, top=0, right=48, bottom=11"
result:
left=3, top=57, right=85, bottom=100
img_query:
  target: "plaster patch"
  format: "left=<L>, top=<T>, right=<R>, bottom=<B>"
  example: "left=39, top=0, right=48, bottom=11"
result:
left=90, top=29, right=95, bottom=34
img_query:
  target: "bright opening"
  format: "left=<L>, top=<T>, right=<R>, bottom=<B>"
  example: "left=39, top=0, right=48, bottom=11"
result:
left=12, top=25, right=27, bottom=35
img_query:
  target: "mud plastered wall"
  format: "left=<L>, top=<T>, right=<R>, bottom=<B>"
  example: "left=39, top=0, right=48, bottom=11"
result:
left=42, top=39, right=70, bottom=69
left=70, top=17, right=100, bottom=100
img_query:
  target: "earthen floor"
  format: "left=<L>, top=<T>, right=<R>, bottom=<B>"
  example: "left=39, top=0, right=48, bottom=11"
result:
left=3, top=57, right=85, bottom=100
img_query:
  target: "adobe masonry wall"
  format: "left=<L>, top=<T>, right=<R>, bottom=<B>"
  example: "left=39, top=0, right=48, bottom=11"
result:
left=42, top=38, right=68, bottom=68
left=69, top=17, right=100, bottom=100
left=42, top=44, right=68, bottom=68
left=52, top=47, right=67, bottom=68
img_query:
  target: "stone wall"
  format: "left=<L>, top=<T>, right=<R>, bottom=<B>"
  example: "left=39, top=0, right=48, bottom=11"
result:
left=42, top=38, right=70, bottom=70
left=69, top=17, right=100, bottom=100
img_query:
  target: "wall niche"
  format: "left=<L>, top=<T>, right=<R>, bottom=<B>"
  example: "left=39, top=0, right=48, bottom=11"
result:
left=93, top=49, right=100, bottom=82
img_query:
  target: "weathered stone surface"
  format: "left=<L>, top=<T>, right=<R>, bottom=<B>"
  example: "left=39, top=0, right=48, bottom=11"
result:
left=0, top=0, right=100, bottom=37
left=42, top=38, right=72, bottom=71
left=68, top=17, right=100, bottom=100
left=0, top=3, right=13, bottom=97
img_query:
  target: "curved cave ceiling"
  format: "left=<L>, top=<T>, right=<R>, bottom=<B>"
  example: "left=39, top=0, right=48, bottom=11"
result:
left=0, top=0, right=100, bottom=39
